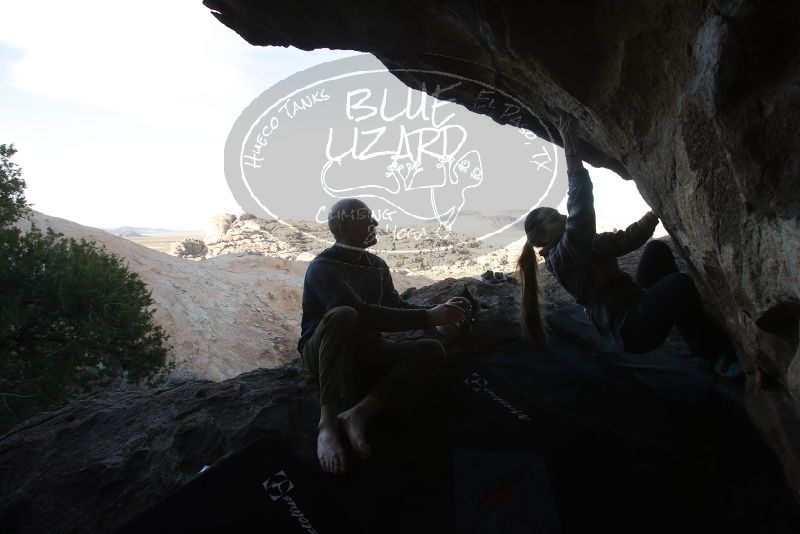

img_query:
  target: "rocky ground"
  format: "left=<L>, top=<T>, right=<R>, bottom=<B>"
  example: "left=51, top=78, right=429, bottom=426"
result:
left=0, top=252, right=794, bottom=533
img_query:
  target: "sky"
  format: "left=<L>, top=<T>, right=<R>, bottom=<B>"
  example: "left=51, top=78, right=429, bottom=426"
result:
left=0, top=0, right=663, bottom=236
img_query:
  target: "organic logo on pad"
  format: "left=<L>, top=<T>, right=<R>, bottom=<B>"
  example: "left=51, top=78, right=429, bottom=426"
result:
left=264, top=470, right=294, bottom=501
left=465, top=372, right=489, bottom=391
left=263, top=470, right=318, bottom=533
left=464, top=372, right=531, bottom=422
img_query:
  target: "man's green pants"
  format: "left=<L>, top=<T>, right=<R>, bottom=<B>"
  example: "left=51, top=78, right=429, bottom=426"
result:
left=300, top=306, right=447, bottom=415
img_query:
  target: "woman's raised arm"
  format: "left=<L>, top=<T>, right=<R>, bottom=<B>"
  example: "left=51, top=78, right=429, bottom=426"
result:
left=555, top=115, right=595, bottom=250
left=557, top=115, right=584, bottom=173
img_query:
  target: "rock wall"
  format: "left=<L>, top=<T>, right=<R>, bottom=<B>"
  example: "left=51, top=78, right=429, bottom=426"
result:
left=0, top=363, right=319, bottom=533
left=204, top=0, right=800, bottom=492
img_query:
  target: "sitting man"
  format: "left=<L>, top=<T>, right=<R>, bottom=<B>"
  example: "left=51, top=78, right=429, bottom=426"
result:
left=298, top=198, right=471, bottom=474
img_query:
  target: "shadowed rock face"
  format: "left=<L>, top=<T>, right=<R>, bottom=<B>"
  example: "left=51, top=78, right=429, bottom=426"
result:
left=0, top=278, right=522, bottom=533
left=203, top=0, right=800, bottom=492
left=2, top=271, right=798, bottom=532
left=4, top=266, right=800, bottom=532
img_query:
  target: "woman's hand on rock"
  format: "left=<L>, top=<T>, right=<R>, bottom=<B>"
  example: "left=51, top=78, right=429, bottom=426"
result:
left=556, top=113, right=584, bottom=171
left=557, top=114, right=579, bottom=156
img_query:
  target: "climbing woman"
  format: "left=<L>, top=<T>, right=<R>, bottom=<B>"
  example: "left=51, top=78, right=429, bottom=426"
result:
left=517, top=115, right=738, bottom=375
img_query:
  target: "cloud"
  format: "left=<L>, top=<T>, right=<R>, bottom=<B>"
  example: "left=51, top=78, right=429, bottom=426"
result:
left=0, top=0, right=358, bottom=228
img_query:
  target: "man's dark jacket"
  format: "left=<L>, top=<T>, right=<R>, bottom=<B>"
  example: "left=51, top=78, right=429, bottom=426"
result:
left=298, top=244, right=432, bottom=354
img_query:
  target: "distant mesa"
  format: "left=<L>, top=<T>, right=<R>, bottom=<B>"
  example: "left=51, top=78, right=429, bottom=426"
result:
left=105, top=225, right=199, bottom=236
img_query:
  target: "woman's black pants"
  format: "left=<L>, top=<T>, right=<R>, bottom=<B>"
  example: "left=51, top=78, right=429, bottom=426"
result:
left=618, top=240, right=734, bottom=358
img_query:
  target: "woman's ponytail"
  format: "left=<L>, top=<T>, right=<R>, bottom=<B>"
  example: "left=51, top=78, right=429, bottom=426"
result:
left=517, top=240, right=548, bottom=346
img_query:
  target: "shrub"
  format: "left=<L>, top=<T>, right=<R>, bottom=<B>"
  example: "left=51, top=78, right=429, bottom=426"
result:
left=0, top=144, right=29, bottom=227
left=0, top=145, right=172, bottom=434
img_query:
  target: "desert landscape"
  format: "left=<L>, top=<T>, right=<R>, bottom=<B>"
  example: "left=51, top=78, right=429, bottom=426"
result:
left=25, top=211, right=437, bottom=381
left=37, top=209, right=678, bottom=385
left=121, top=230, right=206, bottom=255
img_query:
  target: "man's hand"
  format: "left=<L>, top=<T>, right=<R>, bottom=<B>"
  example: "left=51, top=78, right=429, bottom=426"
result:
left=447, top=296, right=472, bottom=314
left=427, top=300, right=469, bottom=327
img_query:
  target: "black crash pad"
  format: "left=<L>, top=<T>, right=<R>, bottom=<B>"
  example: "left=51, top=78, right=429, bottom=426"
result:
left=118, top=305, right=799, bottom=534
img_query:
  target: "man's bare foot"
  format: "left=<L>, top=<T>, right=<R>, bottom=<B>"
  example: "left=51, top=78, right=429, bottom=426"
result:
left=338, top=406, right=372, bottom=459
left=317, top=424, right=348, bottom=474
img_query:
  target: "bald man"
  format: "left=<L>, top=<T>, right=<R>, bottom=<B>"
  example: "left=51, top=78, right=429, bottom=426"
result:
left=298, top=198, right=470, bottom=474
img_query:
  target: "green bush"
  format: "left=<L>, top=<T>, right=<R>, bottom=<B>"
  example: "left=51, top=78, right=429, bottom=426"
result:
left=0, top=144, right=29, bottom=227
left=0, top=145, right=172, bottom=434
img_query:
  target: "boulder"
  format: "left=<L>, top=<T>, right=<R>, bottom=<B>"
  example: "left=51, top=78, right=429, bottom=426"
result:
left=204, top=213, right=237, bottom=245
left=204, top=0, right=800, bottom=494
left=169, top=238, right=208, bottom=259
